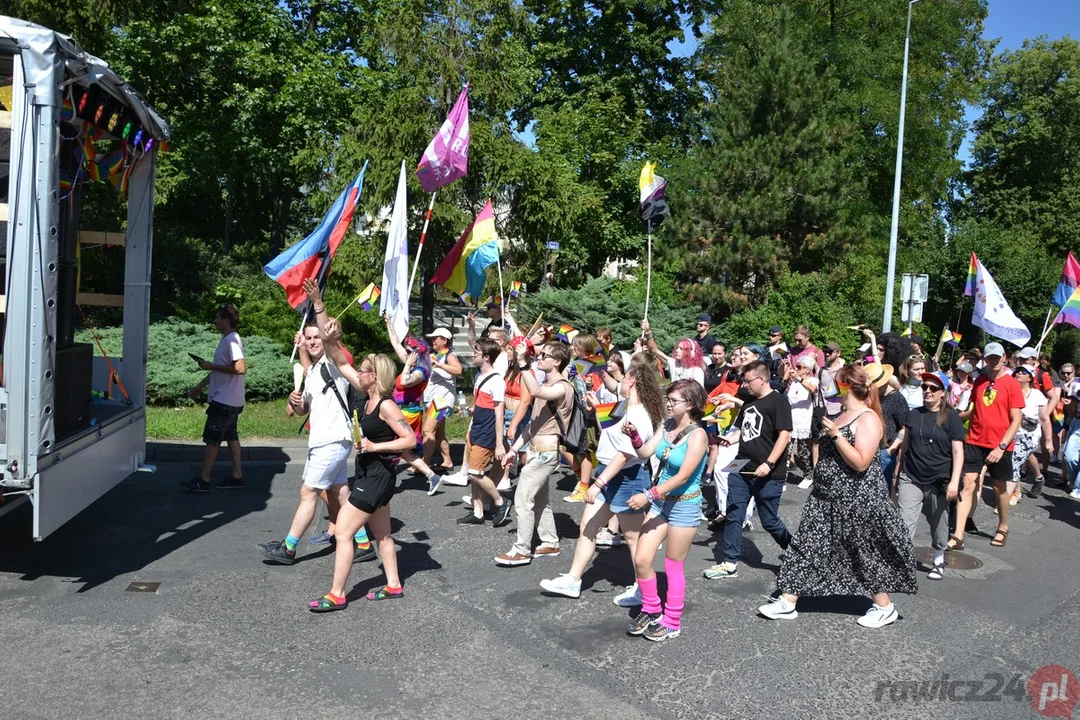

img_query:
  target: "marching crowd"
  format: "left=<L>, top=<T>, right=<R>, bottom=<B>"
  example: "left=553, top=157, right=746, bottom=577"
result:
left=181, top=292, right=1080, bottom=639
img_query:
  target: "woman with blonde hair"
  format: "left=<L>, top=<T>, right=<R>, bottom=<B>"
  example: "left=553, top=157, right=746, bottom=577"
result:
left=759, top=364, right=917, bottom=628
left=302, top=280, right=416, bottom=611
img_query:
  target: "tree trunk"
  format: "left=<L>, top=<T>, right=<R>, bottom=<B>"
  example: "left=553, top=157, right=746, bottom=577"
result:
left=268, top=186, right=295, bottom=259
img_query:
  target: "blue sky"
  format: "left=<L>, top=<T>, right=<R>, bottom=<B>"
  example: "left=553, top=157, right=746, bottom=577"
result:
left=959, top=0, right=1080, bottom=164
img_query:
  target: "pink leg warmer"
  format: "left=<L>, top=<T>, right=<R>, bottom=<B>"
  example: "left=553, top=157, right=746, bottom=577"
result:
left=637, top=575, right=662, bottom=615
left=661, top=558, right=685, bottom=630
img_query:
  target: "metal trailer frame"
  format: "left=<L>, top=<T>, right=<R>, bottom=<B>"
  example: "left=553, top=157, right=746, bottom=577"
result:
left=0, top=17, right=169, bottom=539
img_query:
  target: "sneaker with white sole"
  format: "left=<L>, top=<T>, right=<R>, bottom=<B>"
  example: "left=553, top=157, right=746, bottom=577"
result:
left=613, top=583, right=642, bottom=607
left=496, top=476, right=512, bottom=492
left=797, top=478, right=813, bottom=490
left=563, top=485, right=588, bottom=503
left=857, top=602, right=898, bottom=628
left=1070, top=490, right=1080, bottom=500
left=427, top=474, right=443, bottom=496
left=494, top=550, right=532, bottom=566
left=540, top=574, right=581, bottom=598
left=743, top=519, right=754, bottom=532
left=758, top=595, right=798, bottom=620
left=643, top=622, right=681, bottom=642
left=703, top=562, right=738, bottom=580
left=441, top=472, right=469, bottom=487
left=595, top=528, right=620, bottom=547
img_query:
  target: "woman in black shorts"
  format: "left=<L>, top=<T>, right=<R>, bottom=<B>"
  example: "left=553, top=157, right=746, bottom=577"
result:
left=303, top=279, right=417, bottom=612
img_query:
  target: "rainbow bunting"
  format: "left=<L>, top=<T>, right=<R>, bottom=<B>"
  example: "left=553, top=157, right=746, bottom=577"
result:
left=963, top=252, right=978, bottom=297
left=510, top=280, right=522, bottom=298
left=594, top=400, right=627, bottom=430
left=96, top=148, right=127, bottom=180
left=1053, top=286, right=1080, bottom=330
left=358, top=282, right=382, bottom=312
left=557, top=324, right=579, bottom=343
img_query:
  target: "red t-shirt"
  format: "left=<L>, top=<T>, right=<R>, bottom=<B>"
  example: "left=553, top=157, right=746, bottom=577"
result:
left=968, top=373, right=1024, bottom=450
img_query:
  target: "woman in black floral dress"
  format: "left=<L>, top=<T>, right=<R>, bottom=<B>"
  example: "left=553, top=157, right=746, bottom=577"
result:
left=759, top=365, right=917, bottom=628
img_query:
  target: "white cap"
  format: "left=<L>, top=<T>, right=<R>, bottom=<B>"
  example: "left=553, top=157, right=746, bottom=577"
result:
left=984, top=342, right=1005, bottom=358
left=427, top=328, right=453, bottom=340
left=1017, top=346, right=1038, bottom=359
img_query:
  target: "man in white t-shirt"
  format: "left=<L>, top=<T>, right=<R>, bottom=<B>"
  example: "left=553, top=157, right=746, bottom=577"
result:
left=181, top=305, right=246, bottom=493
left=258, top=324, right=357, bottom=564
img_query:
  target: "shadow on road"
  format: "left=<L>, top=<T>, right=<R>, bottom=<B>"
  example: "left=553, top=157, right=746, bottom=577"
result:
left=0, top=449, right=290, bottom=592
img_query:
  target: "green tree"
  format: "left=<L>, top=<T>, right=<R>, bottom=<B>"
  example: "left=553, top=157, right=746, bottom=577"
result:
left=964, top=37, right=1080, bottom=254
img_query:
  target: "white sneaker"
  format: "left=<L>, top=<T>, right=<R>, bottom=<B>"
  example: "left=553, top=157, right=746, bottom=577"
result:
left=743, top=519, right=754, bottom=532
left=496, top=476, right=512, bottom=491
left=758, top=596, right=798, bottom=620
left=442, top=472, right=469, bottom=487
left=1069, top=490, right=1080, bottom=500
left=613, top=583, right=642, bottom=607
left=595, top=528, right=617, bottom=547
left=857, top=603, right=898, bottom=628
left=797, top=478, right=813, bottom=490
left=540, top=574, right=581, bottom=598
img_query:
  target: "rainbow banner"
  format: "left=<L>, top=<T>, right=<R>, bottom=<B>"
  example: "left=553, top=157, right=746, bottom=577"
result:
left=430, top=199, right=500, bottom=300
left=1053, top=286, right=1080, bottom=330
left=358, top=282, right=382, bottom=311
left=594, top=400, right=627, bottom=430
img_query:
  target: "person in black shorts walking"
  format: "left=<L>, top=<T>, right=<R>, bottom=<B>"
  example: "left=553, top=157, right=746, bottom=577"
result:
left=302, top=279, right=417, bottom=612
left=951, top=342, right=1023, bottom=551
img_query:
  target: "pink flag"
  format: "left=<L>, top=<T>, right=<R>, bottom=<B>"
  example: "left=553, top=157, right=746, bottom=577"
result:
left=416, top=86, right=470, bottom=192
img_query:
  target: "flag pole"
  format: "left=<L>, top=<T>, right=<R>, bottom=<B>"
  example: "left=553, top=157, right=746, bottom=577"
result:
left=644, top=217, right=653, bottom=321
left=335, top=292, right=364, bottom=321
left=496, top=250, right=506, bottom=330
left=407, top=190, right=437, bottom=298
left=288, top=308, right=310, bottom=364
left=1035, top=318, right=1056, bottom=352
left=1037, top=305, right=1055, bottom=349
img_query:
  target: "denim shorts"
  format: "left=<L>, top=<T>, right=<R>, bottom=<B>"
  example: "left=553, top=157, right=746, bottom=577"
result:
left=597, top=462, right=651, bottom=514
left=649, top=493, right=703, bottom=528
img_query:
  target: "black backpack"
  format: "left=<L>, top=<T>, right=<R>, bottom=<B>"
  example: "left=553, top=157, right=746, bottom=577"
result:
left=548, top=379, right=589, bottom=454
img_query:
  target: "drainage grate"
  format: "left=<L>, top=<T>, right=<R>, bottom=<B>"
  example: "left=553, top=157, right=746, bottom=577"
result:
left=915, top=546, right=983, bottom=570
left=125, top=581, right=160, bottom=593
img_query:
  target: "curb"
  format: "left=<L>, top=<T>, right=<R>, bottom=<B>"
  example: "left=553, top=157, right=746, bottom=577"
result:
left=146, top=440, right=309, bottom=465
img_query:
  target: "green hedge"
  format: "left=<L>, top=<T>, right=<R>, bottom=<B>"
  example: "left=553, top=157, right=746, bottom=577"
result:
left=77, top=318, right=295, bottom=405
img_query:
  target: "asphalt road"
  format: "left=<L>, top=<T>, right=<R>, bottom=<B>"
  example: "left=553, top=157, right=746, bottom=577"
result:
left=0, top=443, right=1078, bottom=719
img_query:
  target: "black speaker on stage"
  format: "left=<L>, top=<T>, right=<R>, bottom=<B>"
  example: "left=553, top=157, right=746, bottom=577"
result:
left=54, top=342, right=93, bottom=438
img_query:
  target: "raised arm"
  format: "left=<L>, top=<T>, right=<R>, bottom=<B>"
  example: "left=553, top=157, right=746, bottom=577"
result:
left=519, top=371, right=567, bottom=401
left=303, top=278, right=361, bottom=390
left=384, top=313, right=408, bottom=363
left=641, top=319, right=671, bottom=364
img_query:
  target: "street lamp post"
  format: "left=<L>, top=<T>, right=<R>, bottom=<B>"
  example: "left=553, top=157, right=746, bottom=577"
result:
left=882, top=0, right=920, bottom=334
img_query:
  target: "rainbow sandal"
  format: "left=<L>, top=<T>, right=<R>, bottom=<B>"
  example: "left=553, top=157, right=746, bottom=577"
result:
left=308, top=594, right=348, bottom=613
left=366, top=585, right=404, bottom=601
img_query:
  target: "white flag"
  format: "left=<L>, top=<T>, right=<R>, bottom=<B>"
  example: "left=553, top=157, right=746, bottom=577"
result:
left=971, top=255, right=1031, bottom=346
left=380, top=160, right=410, bottom=339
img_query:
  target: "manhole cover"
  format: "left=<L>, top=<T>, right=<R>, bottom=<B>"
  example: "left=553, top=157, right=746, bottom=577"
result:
left=914, top=546, right=982, bottom=570
left=125, top=581, right=160, bottom=593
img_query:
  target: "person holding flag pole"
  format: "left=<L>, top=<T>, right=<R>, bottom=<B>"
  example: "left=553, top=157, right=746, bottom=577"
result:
left=1046, top=287, right=1080, bottom=499
left=1035, top=251, right=1080, bottom=351
left=408, top=85, right=471, bottom=298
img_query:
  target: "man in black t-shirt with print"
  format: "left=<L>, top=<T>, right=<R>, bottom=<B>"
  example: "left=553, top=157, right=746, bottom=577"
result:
left=703, top=360, right=793, bottom=580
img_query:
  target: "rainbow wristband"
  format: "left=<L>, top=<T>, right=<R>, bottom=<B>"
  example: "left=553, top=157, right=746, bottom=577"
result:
left=646, top=487, right=661, bottom=502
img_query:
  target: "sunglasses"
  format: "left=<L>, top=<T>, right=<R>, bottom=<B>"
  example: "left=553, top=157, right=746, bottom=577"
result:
left=922, top=385, right=944, bottom=393
left=536, top=352, right=550, bottom=360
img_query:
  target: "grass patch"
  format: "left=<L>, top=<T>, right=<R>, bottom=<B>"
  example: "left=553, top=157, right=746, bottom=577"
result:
left=147, top=400, right=472, bottom=440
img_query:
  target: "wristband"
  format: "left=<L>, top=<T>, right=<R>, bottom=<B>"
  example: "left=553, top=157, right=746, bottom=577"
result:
left=646, top=487, right=661, bottom=502
left=630, top=434, right=643, bottom=449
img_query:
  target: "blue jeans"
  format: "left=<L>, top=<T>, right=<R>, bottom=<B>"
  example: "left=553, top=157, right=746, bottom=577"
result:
left=1064, top=423, right=1080, bottom=492
left=879, top=448, right=898, bottom=491
left=721, top=473, right=790, bottom=563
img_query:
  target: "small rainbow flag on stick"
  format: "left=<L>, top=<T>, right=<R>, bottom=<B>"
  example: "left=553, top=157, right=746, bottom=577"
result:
left=594, top=400, right=627, bottom=430
left=1053, top=286, right=1080, bottom=330
left=571, top=358, right=599, bottom=378
left=510, top=281, right=522, bottom=298
left=963, top=253, right=979, bottom=297
left=359, top=283, right=382, bottom=311
left=557, top=324, right=579, bottom=343
left=426, top=394, right=453, bottom=422
left=939, top=328, right=962, bottom=346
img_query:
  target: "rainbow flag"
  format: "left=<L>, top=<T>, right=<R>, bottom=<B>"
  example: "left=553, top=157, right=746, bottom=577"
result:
left=1052, top=251, right=1080, bottom=308
left=594, top=400, right=627, bottom=430
left=583, top=353, right=606, bottom=366
left=963, top=252, right=978, bottom=297
left=571, top=358, right=600, bottom=378
left=426, top=394, right=453, bottom=422
left=510, top=280, right=522, bottom=298
left=1053, top=286, right=1080, bottom=330
left=714, top=407, right=737, bottom=431
left=1053, top=405, right=1066, bottom=425
left=939, top=328, right=962, bottom=346
left=358, top=282, right=381, bottom=311
left=430, top=198, right=500, bottom=300
left=557, top=324, right=579, bottom=343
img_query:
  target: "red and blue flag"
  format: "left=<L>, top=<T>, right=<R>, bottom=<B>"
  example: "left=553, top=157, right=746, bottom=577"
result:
left=264, top=162, right=368, bottom=312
